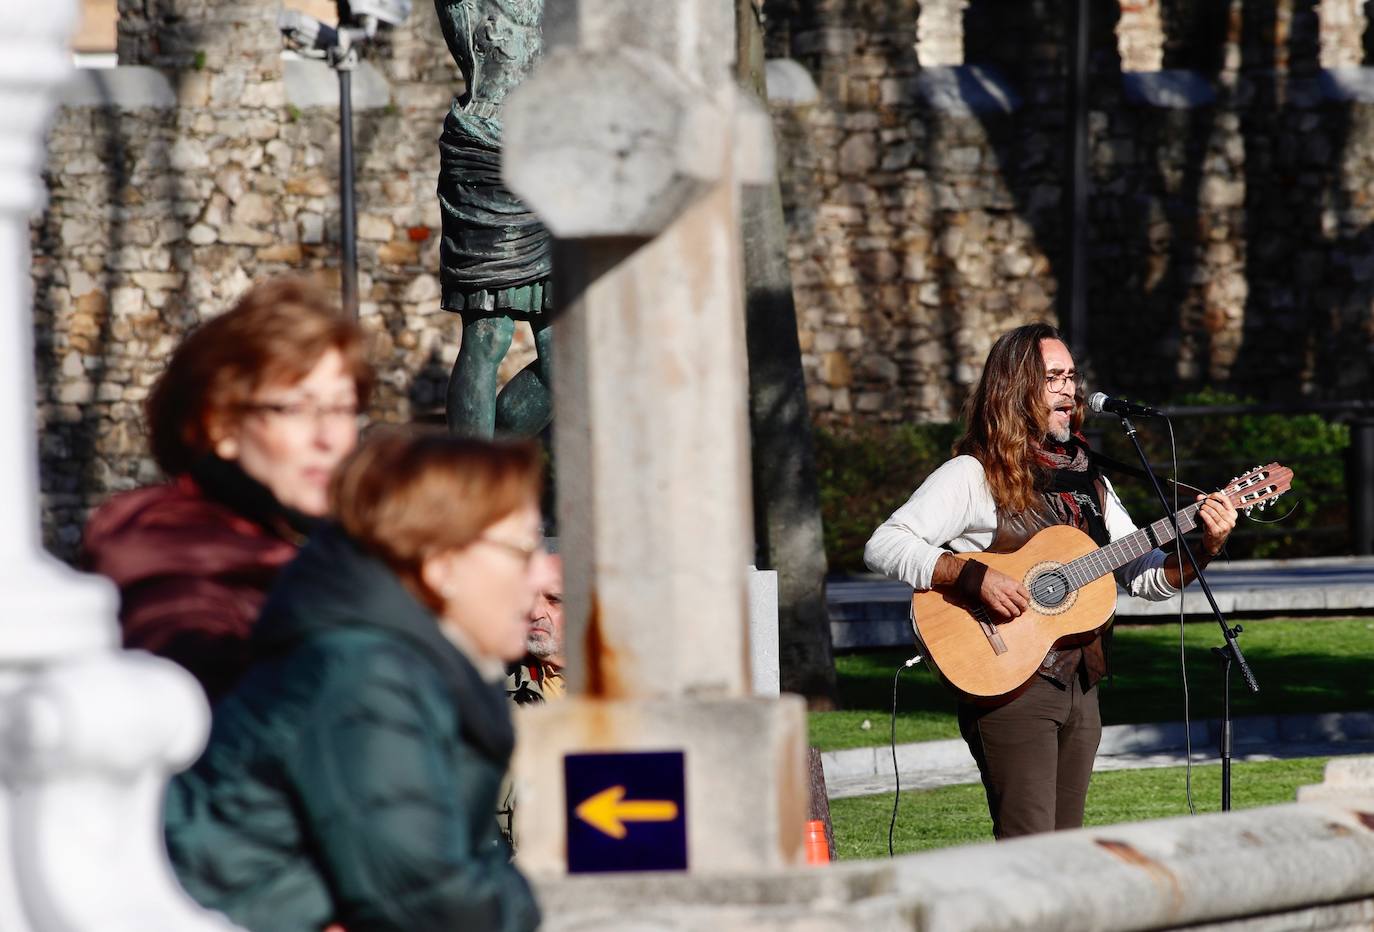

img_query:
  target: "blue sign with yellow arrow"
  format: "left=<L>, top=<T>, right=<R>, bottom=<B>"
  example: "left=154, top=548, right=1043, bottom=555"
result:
left=564, top=750, right=687, bottom=873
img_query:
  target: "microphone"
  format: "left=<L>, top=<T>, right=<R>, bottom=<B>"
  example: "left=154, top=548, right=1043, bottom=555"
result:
left=1088, top=392, right=1165, bottom=419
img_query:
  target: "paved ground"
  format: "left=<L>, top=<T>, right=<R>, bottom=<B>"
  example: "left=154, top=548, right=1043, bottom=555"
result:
left=827, top=555, right=1374, bottom=649
left=822, top=710, right=1374, bottom=799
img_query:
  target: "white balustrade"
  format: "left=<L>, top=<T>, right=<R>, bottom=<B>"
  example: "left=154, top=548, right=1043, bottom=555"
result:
left=0, top=0, right=238, bottom=927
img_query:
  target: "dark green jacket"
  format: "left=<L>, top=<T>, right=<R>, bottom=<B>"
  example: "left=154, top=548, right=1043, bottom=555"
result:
left=165, top=525, right=541, bottom=932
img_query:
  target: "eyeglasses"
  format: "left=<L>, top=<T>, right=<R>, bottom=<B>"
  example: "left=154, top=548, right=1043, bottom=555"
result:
left=1045, top=371, right=1078, bottom=393
left=239, top=401, right=362, bottom=424
left=477, top=536, right=545, bottom=566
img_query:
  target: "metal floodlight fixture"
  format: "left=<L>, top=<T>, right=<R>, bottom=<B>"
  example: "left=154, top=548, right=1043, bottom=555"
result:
left=278, top=0, right=410, bottom=56
left=278, top=10, right=339, bottom=56
left=338, top=0, right=412, bottom=30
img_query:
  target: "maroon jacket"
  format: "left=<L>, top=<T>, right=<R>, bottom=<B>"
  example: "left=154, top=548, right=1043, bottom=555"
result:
left=82, top=473, right=301, bottom=702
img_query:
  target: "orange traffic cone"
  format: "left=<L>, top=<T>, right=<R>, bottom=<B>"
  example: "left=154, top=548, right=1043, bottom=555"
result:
left=804, top=819, right=831, bottom=865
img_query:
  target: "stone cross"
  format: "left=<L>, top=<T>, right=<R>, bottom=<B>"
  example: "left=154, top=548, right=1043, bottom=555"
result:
left=502, top=0, right=808, bottom=874
left=0, top=1, right=237, bottom=928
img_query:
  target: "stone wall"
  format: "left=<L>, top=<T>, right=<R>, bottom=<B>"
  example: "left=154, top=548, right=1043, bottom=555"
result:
left=33, top=0, right=540, bottom=557
left=772, top=0, right=1374, bottom=427
left=31, top=0, right=1374, bottom=552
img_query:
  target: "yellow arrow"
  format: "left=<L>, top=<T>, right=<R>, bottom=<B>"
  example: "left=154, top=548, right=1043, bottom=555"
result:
left=575, top=785, right=679, bottom=839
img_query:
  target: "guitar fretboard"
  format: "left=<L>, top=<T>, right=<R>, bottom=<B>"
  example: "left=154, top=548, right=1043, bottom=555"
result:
left=1060, top=501, right=1202, bottom=589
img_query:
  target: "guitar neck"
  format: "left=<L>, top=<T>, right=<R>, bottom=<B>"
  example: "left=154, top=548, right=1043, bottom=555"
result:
left=1062, top=500, right=1201, bottom=588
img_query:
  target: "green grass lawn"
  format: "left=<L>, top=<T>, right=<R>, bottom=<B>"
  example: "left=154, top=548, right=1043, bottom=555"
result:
left=812, top=616, right=1374, bottom=751
left=830, top=757, right=1331, bottom=859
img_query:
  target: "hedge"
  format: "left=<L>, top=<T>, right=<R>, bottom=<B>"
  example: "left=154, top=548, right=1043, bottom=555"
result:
left=814, top=392, right=1350, bottom=573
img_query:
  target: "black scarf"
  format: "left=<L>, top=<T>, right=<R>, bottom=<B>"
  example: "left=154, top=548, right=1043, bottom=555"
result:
left=189, top=454, right=321, bottom=545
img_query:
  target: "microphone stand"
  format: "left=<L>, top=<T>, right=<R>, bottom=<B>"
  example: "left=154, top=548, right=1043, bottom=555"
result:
left=1115, top=415, right=1259, bottom=811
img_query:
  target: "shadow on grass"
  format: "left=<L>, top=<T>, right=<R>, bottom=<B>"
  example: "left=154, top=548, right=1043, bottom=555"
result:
left=814, top=618, right=1374, bottom=750
left=831, top=757, right=1331, bottom=859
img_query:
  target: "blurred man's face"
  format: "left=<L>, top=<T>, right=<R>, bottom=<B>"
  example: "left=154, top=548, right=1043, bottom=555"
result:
left=526, top=554, right=564, bottom=667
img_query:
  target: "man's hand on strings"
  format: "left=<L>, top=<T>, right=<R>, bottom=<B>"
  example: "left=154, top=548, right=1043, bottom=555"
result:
left=979, top=567, right=1030, bottom=621
left=935, top=553, right=1029, bottom=621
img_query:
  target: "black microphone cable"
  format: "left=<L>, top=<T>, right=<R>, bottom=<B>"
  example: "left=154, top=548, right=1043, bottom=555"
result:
left=1165, top=415, right=1198, bottom=816
left=888, top=653, right=924, bottom=857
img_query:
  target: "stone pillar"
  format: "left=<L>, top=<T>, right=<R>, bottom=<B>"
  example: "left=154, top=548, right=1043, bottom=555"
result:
left=503, top=0, right=809, bottom=874
left=0, top=1, right=237, bottom=928
left=916, top=0, right=970, bottom=67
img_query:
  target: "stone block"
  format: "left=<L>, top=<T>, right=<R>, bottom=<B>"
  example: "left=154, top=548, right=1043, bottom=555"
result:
left=747, top=567, right=779, bottom=697
left=212, top=225, right=268, bottom=249
left=838, top=133, right=878, bottom=177
left=542, top=0, right=733, bottom=88
left=284, top=58, right=392, bottom=111
left=377, top=240, right=420, bottom=265
left=504, top=49, right=727, bottom=238
left=1298, top=755, right=1374, bottom=802
left=58, top=66, right=177, bottom=109
left=531, top=863, right=908, bottom=932
left=297, top=212, right=325, bottom=244
left=1122, top=69, right=1218, bottom=109
left=820, top=351, right=852, bottom=387
left=512, top=695, right=809, bottom=876
left=915, top=65, right=1020, bottom=116
left=765, top=59, right=819, bottom=106
left=256, top=244, right=303, bottom=264
left=231, top=192, right=276, bottom=226
left=357, top=214, right=395, bottom=242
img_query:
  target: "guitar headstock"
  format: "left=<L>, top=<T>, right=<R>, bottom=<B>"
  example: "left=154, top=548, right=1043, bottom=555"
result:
left=1222, top=463, right=1293, bottom=515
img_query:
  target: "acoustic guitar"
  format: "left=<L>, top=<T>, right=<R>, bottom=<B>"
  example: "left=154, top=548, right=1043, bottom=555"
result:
left=910, top=463, right=1294, bottom=698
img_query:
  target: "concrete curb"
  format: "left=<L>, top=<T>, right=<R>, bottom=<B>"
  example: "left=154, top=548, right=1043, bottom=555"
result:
left=826, top=557, right=1374, bottom=648
left=821, top=710, right=1374, bottom=797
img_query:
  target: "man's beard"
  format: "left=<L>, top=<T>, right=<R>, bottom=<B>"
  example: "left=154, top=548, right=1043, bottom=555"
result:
left=1048, top=423, right=1071, bottom=443
left=526, top=627, right=558, bottom=659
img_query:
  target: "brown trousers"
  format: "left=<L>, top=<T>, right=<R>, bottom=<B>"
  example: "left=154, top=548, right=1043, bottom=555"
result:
left=957, top=674, right=1101, bottom=839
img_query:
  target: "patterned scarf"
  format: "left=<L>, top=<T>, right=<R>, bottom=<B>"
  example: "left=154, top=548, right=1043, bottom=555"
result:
left=1032, top=433, right=1109, bottom=547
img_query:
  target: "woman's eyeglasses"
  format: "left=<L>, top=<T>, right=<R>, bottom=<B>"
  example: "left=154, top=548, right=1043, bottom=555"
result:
left=477, top=536, right=545, bottom=566
left=239, top=401, right=362, bottom=424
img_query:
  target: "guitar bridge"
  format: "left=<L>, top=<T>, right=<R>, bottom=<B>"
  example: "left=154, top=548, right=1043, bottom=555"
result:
left=971, top=607, right=1009, bottom=655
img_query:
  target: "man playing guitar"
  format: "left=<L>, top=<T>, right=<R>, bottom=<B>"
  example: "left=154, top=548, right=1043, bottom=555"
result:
left=865, top=323, right=1238, bottom=839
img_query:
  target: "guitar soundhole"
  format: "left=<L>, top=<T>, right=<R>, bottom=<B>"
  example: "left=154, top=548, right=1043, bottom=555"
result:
left=1030, top=569, right=1072, bottom=609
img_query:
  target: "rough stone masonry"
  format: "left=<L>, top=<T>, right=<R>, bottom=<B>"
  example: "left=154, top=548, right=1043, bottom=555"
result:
left=30, top=0, right=1374, bottom=552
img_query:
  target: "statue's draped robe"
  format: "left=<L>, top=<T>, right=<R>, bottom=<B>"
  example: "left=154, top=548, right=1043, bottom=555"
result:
left=436, top=0, right=552, bottom=317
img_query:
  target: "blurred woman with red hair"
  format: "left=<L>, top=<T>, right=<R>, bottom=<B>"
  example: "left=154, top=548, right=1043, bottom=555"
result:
left=82, top=277, right=372, bottom=701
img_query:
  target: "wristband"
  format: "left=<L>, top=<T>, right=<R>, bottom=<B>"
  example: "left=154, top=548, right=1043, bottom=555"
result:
left=955, top=558, right=988, bottom=603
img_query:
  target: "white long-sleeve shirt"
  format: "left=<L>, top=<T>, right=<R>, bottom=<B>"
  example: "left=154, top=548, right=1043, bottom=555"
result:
left=863, top=455, right=1178, bottom=602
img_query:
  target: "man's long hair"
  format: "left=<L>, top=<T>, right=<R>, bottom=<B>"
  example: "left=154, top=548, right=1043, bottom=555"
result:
left=954, top=322, right=1083, bottom=514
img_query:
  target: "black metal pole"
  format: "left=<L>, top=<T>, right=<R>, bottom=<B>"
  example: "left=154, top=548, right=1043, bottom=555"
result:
left=338, top=62, right=359, bottom=319
left=1213, top=645, right=1235, bottom=811
left=1063, top=0, right=1090, bottom=358
left=1116, top=415, right=1258, bottom=809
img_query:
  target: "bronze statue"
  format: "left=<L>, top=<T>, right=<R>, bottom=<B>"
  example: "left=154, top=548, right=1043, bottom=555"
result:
left=436, top=0, right=551, bottom=437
